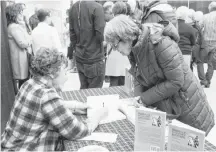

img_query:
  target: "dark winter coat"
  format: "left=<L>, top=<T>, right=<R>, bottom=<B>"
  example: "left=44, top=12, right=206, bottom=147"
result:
left=178, top=19, right=196, bottom=55
left=129, top=21, right=215, bottom=135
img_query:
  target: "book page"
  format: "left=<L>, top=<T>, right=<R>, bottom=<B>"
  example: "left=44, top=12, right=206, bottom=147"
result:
left=87, top=95, right=126, bottom=124
left=134, top=107, right=166, bottom=151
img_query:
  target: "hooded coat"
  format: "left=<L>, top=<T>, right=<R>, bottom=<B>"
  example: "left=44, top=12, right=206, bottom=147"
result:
left=129, top=21, right=215, bottom=135
left=141, top=0, right=177, bottom=28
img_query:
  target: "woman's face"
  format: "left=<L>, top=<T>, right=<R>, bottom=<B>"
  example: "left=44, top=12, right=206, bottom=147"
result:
left=113, top=39, right=132, bottom=56
left=53, top=65, right=68, bottom=90
left=17, top=11, right=24, bottom=22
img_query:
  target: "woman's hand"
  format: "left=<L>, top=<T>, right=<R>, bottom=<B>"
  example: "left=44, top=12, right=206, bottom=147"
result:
left=63, top=100, right=90, bottom=115
left=128, top=96, right=145, bottom=108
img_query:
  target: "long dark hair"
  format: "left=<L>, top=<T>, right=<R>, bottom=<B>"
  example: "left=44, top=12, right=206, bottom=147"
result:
left=5, top=3, right=24, bottom=26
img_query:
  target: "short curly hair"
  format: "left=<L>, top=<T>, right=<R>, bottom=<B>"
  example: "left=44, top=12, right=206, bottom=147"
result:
left=30, top=48, right=68, bottom=78
left=104, top=14, right=139, bottom=44
left=5, top=3, right=24, bottom=26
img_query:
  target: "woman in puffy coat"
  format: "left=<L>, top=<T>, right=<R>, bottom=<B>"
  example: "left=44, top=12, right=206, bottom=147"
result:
left=104, top=15, right=214, bottom=135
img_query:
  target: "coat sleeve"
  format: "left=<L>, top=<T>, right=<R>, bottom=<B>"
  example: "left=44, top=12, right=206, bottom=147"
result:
left=190, top=27, right=196, bottom=46
left=68, top=8, right=76, bottom=59
left=10, top=25, right=30, bottom=49
left=140, top=39, right=184, bottom=106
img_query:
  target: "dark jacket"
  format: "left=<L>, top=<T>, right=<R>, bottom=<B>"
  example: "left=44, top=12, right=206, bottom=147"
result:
left=178, top=19, right=196, bottom=55
left=141, top=1, right=177, bottom=28
left=129, top=22, right=214, bottom=135
left=191, top=23, right=204, bottom=62
left=68, top=1, right=106, bottom=64
left=29, top=14, right=39, bottom=30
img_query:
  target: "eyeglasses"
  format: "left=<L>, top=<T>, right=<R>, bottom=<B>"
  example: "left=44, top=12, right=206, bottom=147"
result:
left=111, top=39, right=121, bottom=51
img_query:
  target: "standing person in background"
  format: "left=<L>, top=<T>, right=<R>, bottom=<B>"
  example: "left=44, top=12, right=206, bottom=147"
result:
left=31, top=9, right=62, bottom=54
left=141, top=0, right=178, bottom=28
left=68, top=0, right=106, bottom=89
left=16, top=3, right=32, bottom=35
left=6, top=4, right=32, bottom=89
left=197, top=2, right=216, bottom=88
left=29, top=4, right=42, bottom=30
left=176, top=6, right=196, bottom=67
left=190, top=11, right=204, bottom=72
left=104, top=1, right=131, bottom=87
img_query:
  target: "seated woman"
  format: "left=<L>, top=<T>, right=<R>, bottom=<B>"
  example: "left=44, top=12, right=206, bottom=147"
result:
left=1, top=48, right=107, bottom=151
left=104, top=15, right=214, bottom=135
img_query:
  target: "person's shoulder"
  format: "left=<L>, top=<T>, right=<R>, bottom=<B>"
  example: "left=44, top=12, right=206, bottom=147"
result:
left=41, top=88, right=61, bottom=104
left=87, top=1, right=103, bottom=9
left=8, top=23, right=22, bottom=32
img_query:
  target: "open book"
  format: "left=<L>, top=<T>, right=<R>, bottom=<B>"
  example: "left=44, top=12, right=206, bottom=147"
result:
left=87, top=94, right=126, bottom=124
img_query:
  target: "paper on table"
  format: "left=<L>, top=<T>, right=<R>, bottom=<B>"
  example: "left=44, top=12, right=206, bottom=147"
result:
left=79, top=133, right=118, bottom=143
left=87, top=95, right=126, bottom=124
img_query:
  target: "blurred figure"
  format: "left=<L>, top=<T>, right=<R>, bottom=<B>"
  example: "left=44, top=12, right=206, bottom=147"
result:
left=112, top=1, right=127, bottom=16
left=103, top=1, right=114, bottom=22
left=16, top=3, right=32, bottom=34
left=6, top=4, right=32, bottom=89
left=31, top=9, right=62, bottom=54
left=127, top=0, right=143, bottom=22
left=190, top=11, right=204, bottom=72
left=185, top=9, right=195, bottom=26
left=197, top=2, right=216, bottom=88
left=141, top=0, right=177, bottom=27
left=68, top=0, right=106, bottom=89
left=29, top=4, right=42, bottom=30
left=194, top=11, right=204, bottom=29
left=105, top=1, right=131, bottom=87
left=176, top=6, right=196, bottom=67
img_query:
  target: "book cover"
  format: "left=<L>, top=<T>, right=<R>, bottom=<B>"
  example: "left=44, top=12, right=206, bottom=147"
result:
left=167, top=122, right=205, bottom=151
left=134, top=107, right=166, bottom=151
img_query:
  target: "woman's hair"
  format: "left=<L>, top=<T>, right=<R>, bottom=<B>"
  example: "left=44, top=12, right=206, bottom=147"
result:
left=176, top=6, right=189, bottom=20
left=5, top=3, right=24, bottom=26
left=103, top=1, right=114, bottom=13
left=30, top=48, right=68, bottom=78
left=104, top=14, right=139, bottom=44
left=209, top=2, right=216, bottom=12
left=112, top=2, right=127, bottom=16
left=194, top=11, right=203, bottom=22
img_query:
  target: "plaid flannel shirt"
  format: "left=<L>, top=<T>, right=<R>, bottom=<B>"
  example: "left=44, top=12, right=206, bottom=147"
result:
left=1, top=77, right=90, bottom=151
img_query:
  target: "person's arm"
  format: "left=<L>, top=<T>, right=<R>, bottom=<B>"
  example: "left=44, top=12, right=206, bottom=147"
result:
left=51, top=27, right=62, bottom=52
left=41, top=97, right=90, bottom=140
left=140, top=40, right=184, bottom=106
left=10, top=25, right=31, bottom=49
left=41, top=92, right=107, bottom=140
left=68, top=8, right=77, bottom=59
left=93, top=5, right=106, bottom=43
left=190, top=28, right=196, bottom=46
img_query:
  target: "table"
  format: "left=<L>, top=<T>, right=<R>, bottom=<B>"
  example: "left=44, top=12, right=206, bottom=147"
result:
left=60, top=86, right=216, bottom=151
